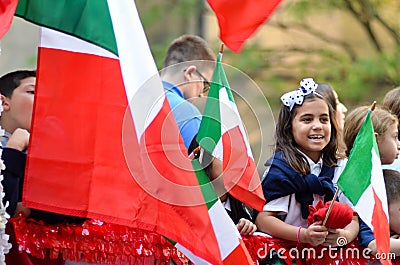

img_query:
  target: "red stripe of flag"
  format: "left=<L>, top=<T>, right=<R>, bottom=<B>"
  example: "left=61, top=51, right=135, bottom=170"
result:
left=206, top=0, right=282, bottom=52
left=222, top=125, right=265, bottom=211
left=0, top=0, right=18, bottom=39
left=372, top=189, right=392, bottom=265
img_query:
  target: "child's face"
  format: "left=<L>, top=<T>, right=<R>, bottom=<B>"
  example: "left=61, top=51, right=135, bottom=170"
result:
left=3, top=77, right=36, bottom=132
left=182, top=67, right=213, bottom=101
left=389, top=199, right=400, bottom=234
left=291, top=98, right=331, bottom=162
left=376, top=123, right=400, bottom=165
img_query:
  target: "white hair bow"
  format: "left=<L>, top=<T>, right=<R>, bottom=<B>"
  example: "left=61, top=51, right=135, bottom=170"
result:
left=280, top=78, right=319, bottom=110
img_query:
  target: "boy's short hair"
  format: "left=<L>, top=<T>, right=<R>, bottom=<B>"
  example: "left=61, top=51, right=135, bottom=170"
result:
left=0, top=70, right=36, bottom=97
left=162, top=35, right=216, bottom=69
left=383, top=169, right=400, bottom=204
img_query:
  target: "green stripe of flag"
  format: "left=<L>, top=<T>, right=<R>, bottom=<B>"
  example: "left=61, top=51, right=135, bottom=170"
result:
left=197, top=56, right=222, bottom=153
left=218, top=54, right=234, bottom=103
left=338, top=110, right=374, bottom=204
left=15, top=0, right=117, bottom=55
left=191, top=160, right=218, bottom=210
left=197, top=53, right=235, bottom=153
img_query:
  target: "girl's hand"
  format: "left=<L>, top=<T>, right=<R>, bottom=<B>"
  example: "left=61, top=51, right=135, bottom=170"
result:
left=322, top=228, right=348, bottom=247
left=303, top=221, right=328, bottom=246
left=237, top=218, right=257, bottom=235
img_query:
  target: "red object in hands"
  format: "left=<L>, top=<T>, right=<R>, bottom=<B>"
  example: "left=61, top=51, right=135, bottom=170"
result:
left=308, top=200, right=354, bottom=229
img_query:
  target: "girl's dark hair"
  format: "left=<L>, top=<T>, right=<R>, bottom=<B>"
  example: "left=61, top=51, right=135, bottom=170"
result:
left=275, top=93, right=338, bottom=175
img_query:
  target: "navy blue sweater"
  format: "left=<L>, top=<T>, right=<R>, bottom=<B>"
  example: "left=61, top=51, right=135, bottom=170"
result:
left=259, top=151, right=336, bottom=219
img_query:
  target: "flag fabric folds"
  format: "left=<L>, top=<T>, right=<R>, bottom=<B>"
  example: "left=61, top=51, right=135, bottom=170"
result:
left=206, top=0, right=282, bottom=52
left=196, top=52, right=265, bottom=212
left=175, top=160, right=253, bottom=265
left=337, top=110, right=391, bottom=265
left=0, top=0, right=18, bottom=39
left=15, top=0, right=249, bottom=264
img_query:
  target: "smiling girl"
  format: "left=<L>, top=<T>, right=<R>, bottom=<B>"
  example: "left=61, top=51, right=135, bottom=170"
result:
left=255, top=78, right=359, bottom=249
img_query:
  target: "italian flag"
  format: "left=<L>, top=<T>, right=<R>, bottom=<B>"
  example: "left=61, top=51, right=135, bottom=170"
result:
left=0, top=0, right=18, bottom=39
left=177, top=160, right=253, bottom=265
left=15, top=0, right=250, bottom=264
left=337, top=110, right=391, bottom=265
left=197, top=52, right=265, bottom=212
left=206, top=0, right=282, bottom=52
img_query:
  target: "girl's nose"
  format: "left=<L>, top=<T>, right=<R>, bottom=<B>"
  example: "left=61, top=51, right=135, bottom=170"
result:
left=312, top=121, right=323, bottom=130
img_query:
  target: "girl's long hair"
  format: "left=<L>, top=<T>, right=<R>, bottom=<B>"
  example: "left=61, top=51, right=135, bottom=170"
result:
left=275, top=93, right=338, bottom=175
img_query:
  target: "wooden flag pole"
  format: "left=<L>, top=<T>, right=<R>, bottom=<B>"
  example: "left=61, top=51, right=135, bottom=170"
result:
left=370, top=101, right=376, bottom=111
left=322, top=188, right=340, bottom=226
left=219, top=43, right=224, bottom=54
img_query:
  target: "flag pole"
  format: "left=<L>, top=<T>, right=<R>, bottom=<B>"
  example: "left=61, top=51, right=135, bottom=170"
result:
left=322, top=188, right=340, bottom=226
left=323, top=101, right=376, bottom=226
left=370, top=101, right=376, bottom=111
left=219, top=43, right=224, bottom=54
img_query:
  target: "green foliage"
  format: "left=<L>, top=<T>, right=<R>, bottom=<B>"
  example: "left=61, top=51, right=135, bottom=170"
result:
left=137, top=0, right=206, bottom=69
left=284, top=0, right=341, bottom=18
left=137, top=0, right=400, bottom=112
left=313, top=46, right=400, bottom=108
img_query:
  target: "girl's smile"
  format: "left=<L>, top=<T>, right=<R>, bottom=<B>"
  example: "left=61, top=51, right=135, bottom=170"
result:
left=291, top=98, right=331, bottom=162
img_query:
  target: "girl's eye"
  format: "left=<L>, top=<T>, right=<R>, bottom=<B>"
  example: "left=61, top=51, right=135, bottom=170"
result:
left=27, top=91, right=35, bottom=94
left=321, top=117, right=330, bottom=123
left=302, top=118, right=312, bottom=122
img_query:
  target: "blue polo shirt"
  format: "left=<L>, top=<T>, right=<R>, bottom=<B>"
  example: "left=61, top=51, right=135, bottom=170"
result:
left=163, top=81, right=201, bottom=150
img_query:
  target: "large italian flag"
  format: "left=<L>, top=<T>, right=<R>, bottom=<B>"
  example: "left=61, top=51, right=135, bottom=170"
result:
left=196, top=52, right=265, bottom=211
left=337, top=110, right=391, bottom=265
left=15, top=0, right=250, bottom=264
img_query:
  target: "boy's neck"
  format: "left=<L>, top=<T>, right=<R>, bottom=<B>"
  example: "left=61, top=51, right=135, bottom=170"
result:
left=0, top=117, right=21, bottom=134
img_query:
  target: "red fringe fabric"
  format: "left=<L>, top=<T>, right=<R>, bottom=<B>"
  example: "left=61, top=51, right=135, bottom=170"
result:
left=9, top=215, right=189, bottom=265
left=9, top=215, right=399, bottom=264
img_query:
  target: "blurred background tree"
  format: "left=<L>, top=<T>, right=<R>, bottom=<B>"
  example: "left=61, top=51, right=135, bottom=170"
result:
left=137, top=0, right=399, bottom=110
left=134, top=0, right=400, bottom=170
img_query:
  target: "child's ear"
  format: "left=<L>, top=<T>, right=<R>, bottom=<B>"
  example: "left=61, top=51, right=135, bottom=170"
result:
left=374, top=132, right=380, bottom=142
left=0, top=94, right=10, bottom=111
left=183, top=65, right=197, bottom=81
